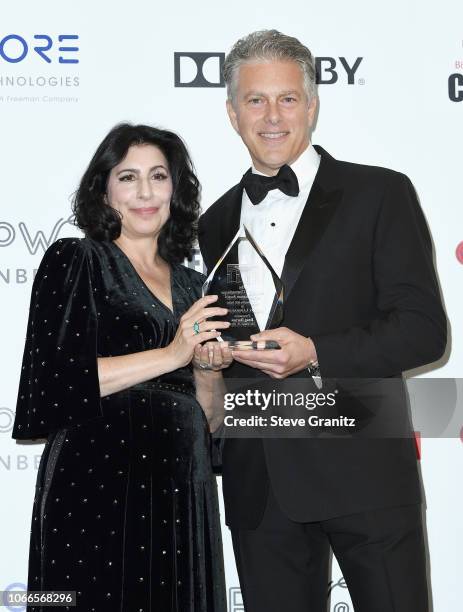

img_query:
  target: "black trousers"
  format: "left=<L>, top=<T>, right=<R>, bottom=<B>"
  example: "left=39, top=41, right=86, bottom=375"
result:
left=231, top=485, right=429, bottom=612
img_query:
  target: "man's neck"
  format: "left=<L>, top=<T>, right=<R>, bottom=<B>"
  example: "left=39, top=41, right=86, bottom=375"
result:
left=252, top=143, right=312, bottom=176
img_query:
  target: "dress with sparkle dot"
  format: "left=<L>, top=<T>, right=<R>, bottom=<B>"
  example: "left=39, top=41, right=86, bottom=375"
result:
left=12, top=237, right=227, bottom=612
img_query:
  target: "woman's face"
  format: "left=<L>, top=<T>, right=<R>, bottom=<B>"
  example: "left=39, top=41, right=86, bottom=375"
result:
left=106, top=144, right=173, bottom=241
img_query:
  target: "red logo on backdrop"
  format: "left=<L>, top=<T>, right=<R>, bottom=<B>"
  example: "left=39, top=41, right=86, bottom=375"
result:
left=414, top=432, right=421, bottom=460
left=456, top=242, right=463, bottom=264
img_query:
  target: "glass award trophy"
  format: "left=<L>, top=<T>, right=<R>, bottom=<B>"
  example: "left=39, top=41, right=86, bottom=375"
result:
left=202, top=225, right=284, bottom=349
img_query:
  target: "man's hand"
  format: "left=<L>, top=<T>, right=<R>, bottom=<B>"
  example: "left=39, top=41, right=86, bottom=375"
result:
left=232, top=327, right=318, bottom=378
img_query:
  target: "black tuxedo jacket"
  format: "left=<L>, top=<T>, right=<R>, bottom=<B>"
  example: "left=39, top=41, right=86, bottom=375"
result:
left=198, top=145, right=447, bottom=528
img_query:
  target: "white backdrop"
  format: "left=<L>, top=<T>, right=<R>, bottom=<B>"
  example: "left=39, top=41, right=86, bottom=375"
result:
left=1, top=1, right=462, bottom=610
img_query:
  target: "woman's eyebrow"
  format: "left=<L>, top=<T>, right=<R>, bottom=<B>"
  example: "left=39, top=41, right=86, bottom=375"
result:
left=116, top=165, right=168, bottom=175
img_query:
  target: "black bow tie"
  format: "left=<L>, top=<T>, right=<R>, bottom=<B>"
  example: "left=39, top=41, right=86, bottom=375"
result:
left=241, top=164, right=300, bottom=205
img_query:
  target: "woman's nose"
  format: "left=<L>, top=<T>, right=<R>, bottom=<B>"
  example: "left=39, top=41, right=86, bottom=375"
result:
left=137, top=177, right=153, bottom=200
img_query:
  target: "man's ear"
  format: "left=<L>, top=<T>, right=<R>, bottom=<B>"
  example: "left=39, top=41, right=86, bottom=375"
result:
left=226, top=98, right=240, bottom=134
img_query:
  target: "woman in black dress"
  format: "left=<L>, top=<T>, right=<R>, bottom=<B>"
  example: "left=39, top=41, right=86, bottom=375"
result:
left=12, top=123, right=231, bottom=611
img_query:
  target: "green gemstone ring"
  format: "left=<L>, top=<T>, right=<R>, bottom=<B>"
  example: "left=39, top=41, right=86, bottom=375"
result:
left=193, top=321, right=200, bottom=335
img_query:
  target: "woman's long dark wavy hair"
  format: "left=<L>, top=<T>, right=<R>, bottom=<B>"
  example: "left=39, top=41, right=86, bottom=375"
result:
left=72, top=123, right=200, bottom=263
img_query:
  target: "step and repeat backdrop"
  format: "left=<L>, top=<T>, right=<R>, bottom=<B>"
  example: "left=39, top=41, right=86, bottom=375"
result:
left=1, top=1, right=462, bottom=610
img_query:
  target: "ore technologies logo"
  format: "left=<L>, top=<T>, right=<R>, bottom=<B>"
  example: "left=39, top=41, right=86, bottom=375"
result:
left=174, top=53, right=364, bottom=87
left=448, top=40, right=463, bottom=102
left=0, top=34, right=79, bottom=64
left=0, top=33, right=80, bottom=104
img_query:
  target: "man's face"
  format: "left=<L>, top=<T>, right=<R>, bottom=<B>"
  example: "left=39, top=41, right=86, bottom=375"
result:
left=227, top=60, right=317, bottom=176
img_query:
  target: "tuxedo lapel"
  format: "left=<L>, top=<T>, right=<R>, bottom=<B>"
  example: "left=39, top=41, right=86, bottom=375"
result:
left=200, top=184, right=242, bottom=275
left=219, top=184, right=242, bottom=256
left=280, top=146, right=343, bottom=302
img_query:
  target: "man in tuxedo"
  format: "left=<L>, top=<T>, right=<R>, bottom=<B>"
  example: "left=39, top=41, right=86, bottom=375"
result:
left=198, top=30, right=447, bottom=612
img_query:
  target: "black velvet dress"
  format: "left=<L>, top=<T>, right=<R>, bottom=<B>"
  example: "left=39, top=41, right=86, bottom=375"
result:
left=12, top=237, right=226, bottom=612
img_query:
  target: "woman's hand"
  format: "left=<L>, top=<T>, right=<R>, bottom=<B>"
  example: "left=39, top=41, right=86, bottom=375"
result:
left=193, top=341, right=233, bottom=372
left=165, top=295, right=230, bottom=369
left=193, top=340, right=231, bottom=433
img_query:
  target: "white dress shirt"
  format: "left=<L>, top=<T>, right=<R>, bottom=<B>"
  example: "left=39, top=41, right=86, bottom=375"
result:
left=238, top=144, right=321, bottom=330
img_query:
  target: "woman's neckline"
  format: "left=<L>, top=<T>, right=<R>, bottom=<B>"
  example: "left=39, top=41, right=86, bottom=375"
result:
left=109, top=240, right=176, bottom=317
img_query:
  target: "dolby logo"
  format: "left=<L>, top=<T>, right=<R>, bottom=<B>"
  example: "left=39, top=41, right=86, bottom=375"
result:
left=174, top=52, right=225, bottom=88
left=174, top=52, right=363, bottom=88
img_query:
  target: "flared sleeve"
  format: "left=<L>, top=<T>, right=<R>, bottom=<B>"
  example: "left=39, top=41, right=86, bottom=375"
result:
left=12, top=238, right=103, bottom=439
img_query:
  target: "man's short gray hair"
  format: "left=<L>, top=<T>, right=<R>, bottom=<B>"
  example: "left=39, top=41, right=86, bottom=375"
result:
left=223, top=29, right=317, bottom=104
